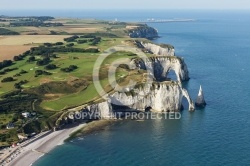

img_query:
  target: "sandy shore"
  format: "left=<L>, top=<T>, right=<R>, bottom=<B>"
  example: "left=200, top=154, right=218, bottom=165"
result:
left=5, top=120, right=116, bottom=166
left=7, top=123, right=86, bottom=166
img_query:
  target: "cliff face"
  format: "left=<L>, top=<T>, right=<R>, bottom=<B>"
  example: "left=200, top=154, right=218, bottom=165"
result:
left=85, top=101, right=113, bottom=119
left=141, top=42, right=175, bottom=56
left=110, top=82, right=194, bottom=113
left=69, top=80, right=193, bottom=120
left=65, top=26, right=196, bottom=121
left=80, top=82, right=194, bottom=119
left=128, top=26, right=159, bottom=39
left=131, top=56, right=189, bottom=82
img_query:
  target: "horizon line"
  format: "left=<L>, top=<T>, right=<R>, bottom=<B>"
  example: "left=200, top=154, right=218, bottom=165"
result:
left=1, top=8, right=250, bottom=10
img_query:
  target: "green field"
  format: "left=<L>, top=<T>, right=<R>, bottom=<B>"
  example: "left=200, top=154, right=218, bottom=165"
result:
left=0, top=37, right=142, bottom=111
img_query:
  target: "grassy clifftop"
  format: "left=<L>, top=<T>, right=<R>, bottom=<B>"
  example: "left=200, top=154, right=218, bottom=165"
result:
left=0, top=17, right=160, bottom=146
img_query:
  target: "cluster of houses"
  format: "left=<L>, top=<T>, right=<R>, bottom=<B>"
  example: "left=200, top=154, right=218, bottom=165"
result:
left=6, top=112, right=37, bottom=130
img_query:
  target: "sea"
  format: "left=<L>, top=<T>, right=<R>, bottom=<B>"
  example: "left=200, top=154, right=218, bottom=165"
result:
left=4, top=10, right=250, bottom=166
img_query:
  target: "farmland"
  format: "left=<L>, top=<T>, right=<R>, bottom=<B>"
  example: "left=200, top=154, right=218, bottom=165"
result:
left=0, top=45, right=32, bottom=61
left=0, top=35, right=71, bottom=61
left=0, top=35, right=70, bottom=45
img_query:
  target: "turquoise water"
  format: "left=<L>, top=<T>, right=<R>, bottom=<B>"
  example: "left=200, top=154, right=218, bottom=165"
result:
left=33, top=11, right=250, bottom=166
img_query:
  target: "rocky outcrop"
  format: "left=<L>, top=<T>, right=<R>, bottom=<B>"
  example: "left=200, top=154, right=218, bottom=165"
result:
left=195, top=85, right=206, bottom=107
left=85, top=101, right=114, bottom=119
left=110, top=82, right=195, bottom=112
left=66, top=101, right=114, bottom=120
left=128, top=26, right=158, bottom=39
left=141, top=42, right=175, bottom=56
left=131, top=56, right=189, bottom=82
left=73, top=81, right=194, bottom=119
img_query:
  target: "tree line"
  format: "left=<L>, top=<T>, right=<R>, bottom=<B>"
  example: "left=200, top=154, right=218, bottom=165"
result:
left=0, top=28, right=19, bottom=35
left=64, top=35, right=101, bottom=45
left=10, top=22, right=63, bottom=27
left=30, top=45, right=99, bottom=56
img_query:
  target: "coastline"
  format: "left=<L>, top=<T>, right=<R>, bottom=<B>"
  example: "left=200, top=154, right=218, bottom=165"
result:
left=6, top=123, right=86, bottom=166
left=0, top=19, right=164, bottom=166
left=68, top=120, right=118, bottom=140
left=5, top=120, right=116, bottom=166
left=1, top=16, right=187, bottom=166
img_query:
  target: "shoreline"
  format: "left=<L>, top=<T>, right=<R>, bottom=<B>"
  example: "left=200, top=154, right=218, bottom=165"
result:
left=5, top=123, right=86, bottom=166
left=4, top=120, right=115, bottom=166
left=139, top=19, right=196, bottom=23
left=68, top=120, right=118, bottom=139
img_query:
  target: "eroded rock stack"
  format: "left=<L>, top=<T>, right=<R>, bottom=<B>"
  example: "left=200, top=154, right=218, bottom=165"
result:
left=195, top=85, right=206, bottom=108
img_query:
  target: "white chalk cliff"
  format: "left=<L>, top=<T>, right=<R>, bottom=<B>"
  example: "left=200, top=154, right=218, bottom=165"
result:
left=66, top=32, right=197, bottom=120
left=131, top=56, right=189, bottom=82
left=110, top=82, right=195, bottom=112
left=85, top=101, right=113, bottom=119
left=78, top=82, right=195, bottom=119
left=141, top=42, right=175, bottom=56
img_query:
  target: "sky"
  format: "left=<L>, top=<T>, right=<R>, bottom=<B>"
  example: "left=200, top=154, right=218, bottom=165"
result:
left=1, top=0, right=250, bottom=10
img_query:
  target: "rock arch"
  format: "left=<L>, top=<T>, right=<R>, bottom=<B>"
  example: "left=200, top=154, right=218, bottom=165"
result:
left=182, top=88, right=195, bottom=111
left=131, top=56, right=190, bottom=82
left=110, top=82, right=195, bottom=112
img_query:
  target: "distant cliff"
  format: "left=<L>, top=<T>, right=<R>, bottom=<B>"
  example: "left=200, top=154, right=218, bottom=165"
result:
left=128, top=26, right=159, bottom=39
left=131, top=56, right=189, bottom=82
left=133, top=40, right=175, bottom=57
left=142, top=42, right=175, bottom=56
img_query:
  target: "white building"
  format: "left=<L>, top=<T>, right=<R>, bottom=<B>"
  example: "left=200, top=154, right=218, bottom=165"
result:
left=22, top=112, right=30, bottom=118
left=6, top=122, right=15, bottom=129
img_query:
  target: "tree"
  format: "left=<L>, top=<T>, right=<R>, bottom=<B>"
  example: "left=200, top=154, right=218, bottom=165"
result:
left=66, top=43, right=74, bottom=47
left=61, top=65, right=78, bottom=72
left=35, top=70, right=52, bottom=77
left=55, top=42, right=64, bottom=45
left=50, top=54, right=58, bottom=58
left=45, top=64, right=57, bottom=70
left=64, top=35, right=79, bottom=42
left=0, top=60, right=12, bottom=70
left=36, top=57, right=50, bottom=66
left=69, top=65, right=78, bottom=70
left=14, top=80, right=28, bottom=89
left=44, top=43, right=52, bottom=47
left=50, top=31, right=57, bottom=35
left=13, top=55, right=22, bottom=61
left=20, top=70, right=28, bottom=74
left=28, top=56, right=36, bottom=62
left=1, top=77, right=14, bottom=83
